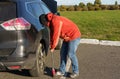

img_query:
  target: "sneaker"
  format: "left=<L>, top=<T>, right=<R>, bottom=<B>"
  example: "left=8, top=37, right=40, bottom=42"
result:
left=70, top=73, right=79, bottom=78
left=56, top=71, right=64, bottom=76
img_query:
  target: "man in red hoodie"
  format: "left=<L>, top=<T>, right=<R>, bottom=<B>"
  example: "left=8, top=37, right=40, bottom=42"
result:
left=39, top=13, right=81, bottom=78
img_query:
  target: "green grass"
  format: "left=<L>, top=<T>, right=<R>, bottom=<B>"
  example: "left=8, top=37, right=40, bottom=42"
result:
left=60, top=10, right=120, bottom=41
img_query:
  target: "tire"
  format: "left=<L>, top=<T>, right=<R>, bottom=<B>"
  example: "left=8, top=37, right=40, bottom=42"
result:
left=29, top=43, right=46, bottom=77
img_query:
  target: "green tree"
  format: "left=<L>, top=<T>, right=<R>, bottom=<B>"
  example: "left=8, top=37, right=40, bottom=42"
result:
left=94, top=0, right=101, bottom=5
left=87, top=2, right=95, bottom=11
left=88, top=6, right=95, bottom=11
left=67, top=6, right=75, bottom=11
left=114, top=1, right=119, bottom=10
left=94, top=0, right=101, bottom=11
left=94, top=4, right=101, bottom=10
left=57, top=6, right=60, bottom=11
left=60, top=5, right=67, bottom=11
left=74, top=5, right=82, bottom=11
left=82, top=6, right=88, bottom=11
left=100, top=5, right=108, bottom=10
left=79, top=2, right=85, bottom=8
left=87, top=2, right=93, bottom=7
left=115, top=1, right=118, bottom=5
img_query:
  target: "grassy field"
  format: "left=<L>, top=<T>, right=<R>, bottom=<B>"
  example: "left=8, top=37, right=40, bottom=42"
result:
left=60, top=10, right=120, bottom=41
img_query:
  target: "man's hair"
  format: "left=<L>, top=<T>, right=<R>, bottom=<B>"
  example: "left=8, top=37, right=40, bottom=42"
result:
left=39, top=14, right=48, bottom=24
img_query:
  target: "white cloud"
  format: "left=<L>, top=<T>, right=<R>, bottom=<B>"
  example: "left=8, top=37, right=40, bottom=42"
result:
left=55, top=0, right=80, bottom=5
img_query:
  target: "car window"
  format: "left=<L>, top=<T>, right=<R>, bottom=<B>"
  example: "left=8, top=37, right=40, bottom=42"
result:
left=26, top=1, right=50, bottom=18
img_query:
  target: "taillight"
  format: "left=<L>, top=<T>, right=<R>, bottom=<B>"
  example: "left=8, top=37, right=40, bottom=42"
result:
left=0, top=17, right=31, bottom=31
left=7, top=65, right=21, bottom=70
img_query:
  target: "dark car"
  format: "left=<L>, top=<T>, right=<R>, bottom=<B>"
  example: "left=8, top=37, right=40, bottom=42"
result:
left=0, top=0, right=57, bottom=77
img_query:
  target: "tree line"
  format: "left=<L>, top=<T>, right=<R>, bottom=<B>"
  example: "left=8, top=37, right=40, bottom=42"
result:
left=57, top=0, right=120, bottom=11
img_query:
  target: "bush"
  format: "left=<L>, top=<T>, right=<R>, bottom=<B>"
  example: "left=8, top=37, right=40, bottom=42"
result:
left=109, top=5, right=119, bottom=10
left=100, top=5, right=108, bottom=10
left=59, top=5, right=67, bottom=11
left=94, top=6, right=101, bottom=10
left=74, top=5, right=82, bottom=11
left=94, top=4, right=101, bottom=11
left=82, top=6, right=88, bottom=11
left=114, top=5, right=119, bottom=10
left=88, top=6, right=95, bottom=11
left=67, top=6, right=75, bottom=11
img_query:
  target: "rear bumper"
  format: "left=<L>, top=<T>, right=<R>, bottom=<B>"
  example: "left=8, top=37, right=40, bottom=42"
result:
left=0, top=54, right=36, bottom=71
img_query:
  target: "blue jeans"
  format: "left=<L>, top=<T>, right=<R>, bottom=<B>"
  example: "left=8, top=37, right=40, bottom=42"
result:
left=59, top=38, right=80, bottom=74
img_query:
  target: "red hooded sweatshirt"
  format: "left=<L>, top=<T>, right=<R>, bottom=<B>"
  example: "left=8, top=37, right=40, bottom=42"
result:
left=46, top=13, right=81, bottom=49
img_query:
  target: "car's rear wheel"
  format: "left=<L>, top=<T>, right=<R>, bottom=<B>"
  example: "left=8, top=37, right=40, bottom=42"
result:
left=29, top=43, right=46, bottom=77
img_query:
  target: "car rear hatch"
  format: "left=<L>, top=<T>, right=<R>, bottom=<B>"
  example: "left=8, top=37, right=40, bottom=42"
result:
left=0, top=18, right=31, bottom=57
left=0, top=25, right=17, bottom=56
left=0, top=2, right=17, bottom=56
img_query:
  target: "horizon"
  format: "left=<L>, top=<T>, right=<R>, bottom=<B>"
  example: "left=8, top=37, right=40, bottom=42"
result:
left=55, top=0, right=120, bottom=5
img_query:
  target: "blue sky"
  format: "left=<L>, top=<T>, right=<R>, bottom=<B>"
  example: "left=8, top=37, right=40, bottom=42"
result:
left=55, top=0, right=120, bottom=5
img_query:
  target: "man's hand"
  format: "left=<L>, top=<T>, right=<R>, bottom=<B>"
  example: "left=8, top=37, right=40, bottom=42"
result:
left=64, top=37, right=70, bottom=42
left=50, top=49, right=54, bottom=53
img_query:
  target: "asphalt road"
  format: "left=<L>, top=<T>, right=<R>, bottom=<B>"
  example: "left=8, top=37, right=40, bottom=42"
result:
left=0, top=44, right=120, bottom=79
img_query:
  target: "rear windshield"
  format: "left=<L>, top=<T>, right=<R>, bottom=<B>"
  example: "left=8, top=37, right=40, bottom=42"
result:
left=0, top=2, right=16, bottom=21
